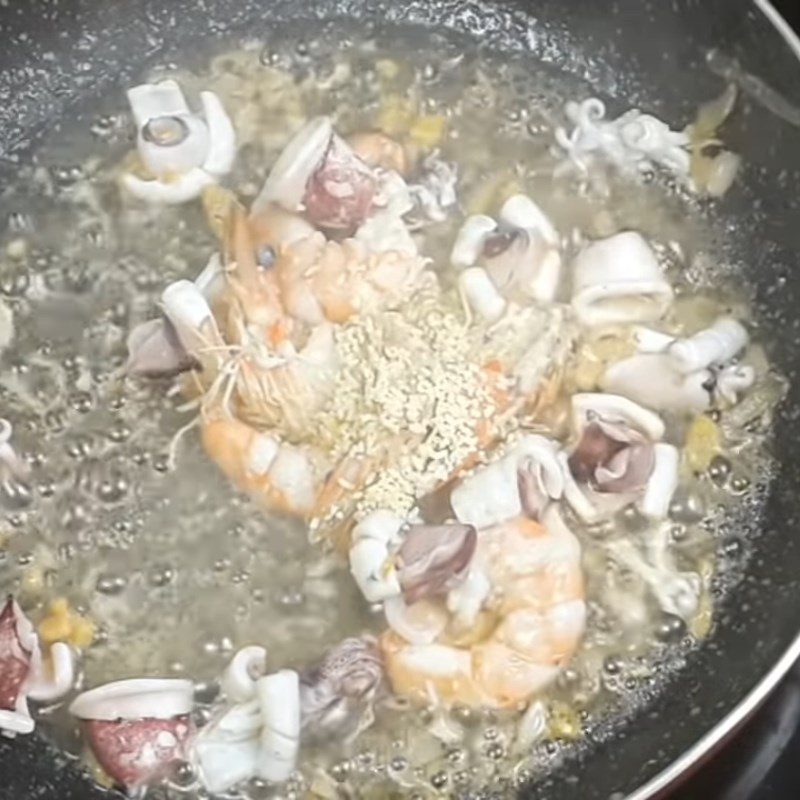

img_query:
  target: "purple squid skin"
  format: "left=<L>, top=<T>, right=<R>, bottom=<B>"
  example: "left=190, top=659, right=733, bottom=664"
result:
left=0, top=596, right=31, bottom=713
left=568, top=418, right=655, bottom=494
left=83, top=715, right=193, bottom=792
left=395, top=523, right=477, bottom=605
left=125, top=317, right=198, bottom=380
left=299, top=636, right=385, bottom=739
left=303, top=135, right=377, bottom=234
left=518, top=462, right=548, bottom=520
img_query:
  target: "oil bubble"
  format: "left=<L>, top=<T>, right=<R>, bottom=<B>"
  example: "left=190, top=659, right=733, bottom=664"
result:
left=96, top=574, right=127, bottom=595
left=2, top=480, right=33, bottom=509
left=431, top=770, right=449, bottom=788
left=708, top=455, right=732, bottom=485
left=655, top=613, right=686, bottom=643
left=149, top=565, right=175, bottom=587
left=97, top=472, right=129, bottom=503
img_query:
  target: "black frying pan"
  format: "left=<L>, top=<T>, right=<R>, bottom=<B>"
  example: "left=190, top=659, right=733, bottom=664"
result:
left=1, top=1, right=800, bottom=798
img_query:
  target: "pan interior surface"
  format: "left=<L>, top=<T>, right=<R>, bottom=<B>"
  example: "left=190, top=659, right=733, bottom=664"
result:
left=0, top=2, right=799, bottom=799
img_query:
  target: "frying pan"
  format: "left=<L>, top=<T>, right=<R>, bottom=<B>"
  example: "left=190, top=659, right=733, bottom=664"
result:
left=1, top=0, right=799, bottom=798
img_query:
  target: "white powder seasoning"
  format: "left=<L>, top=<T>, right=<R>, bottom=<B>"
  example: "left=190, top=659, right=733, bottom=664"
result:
left=309, top=288, right=572, bottom=529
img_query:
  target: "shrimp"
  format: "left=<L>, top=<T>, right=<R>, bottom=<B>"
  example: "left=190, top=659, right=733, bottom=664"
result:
left=380, top=509, right=585, bottom=709
left=292, top=236, right=429, bottom=324
left=190, top=302, right=339, bottom=502
left=191, top=196, right=342, bottom=425
left=248, top=208, right=430, bottom=325
left=246, top=119, right=429, bottom=324
left=158, top=235, right=337, bottom=515
left=245, top=203, right=324, bottom=326
left=162, top=187, right=427, bottom=520
left=216, top=204, right=289, bottom=345
left=248, top=202, right=316, bottom=253
left=201, top=415, right=329, bottom=518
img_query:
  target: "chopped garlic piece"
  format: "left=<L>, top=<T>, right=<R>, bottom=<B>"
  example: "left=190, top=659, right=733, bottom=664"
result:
left=201, top=184, right=238, bottom=241
left=688, top=557, right=715, bottom=640
left=684, top=414, right=722, bottom=474
left=464, top=169, right=517, bottom=216
left=408, top=115, right=447, bottom=149
left=20, top=567, right=46, bottom=598
left=567, top=330, right=637, bottom=393
left=87, top=754, right=115, bottom=789
left=377, top=95, right=417, bottom=137
left=39, top=598, right=95, bottom=649
left=547, top=701, right=582, bottom=741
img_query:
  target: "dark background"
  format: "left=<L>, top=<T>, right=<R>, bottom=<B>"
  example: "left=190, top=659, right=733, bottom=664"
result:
left=774, top=0, right=800, bottom=30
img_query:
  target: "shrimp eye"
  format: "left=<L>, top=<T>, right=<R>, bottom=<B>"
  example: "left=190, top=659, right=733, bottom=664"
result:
left=256, top=245, right=276, bottom=269
left=482, top=228, right=522, bottom=259
left=142, top=115, right=190, bottom=148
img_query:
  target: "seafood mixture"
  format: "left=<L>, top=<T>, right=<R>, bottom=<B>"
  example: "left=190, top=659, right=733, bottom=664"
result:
left=0, top=33, right=786, bottom=800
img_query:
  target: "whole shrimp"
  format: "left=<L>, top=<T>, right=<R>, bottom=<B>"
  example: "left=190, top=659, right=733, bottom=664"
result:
left=253, top=208, right=430, bottom=325
left=137, top=199, right=337, bottom=519
left=380, top=508, right=585, bottom=708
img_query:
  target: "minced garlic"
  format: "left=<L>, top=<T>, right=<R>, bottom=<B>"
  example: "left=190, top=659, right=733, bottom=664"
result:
left=464, top=169, right=523, bottom=216
left=376, top=94, right=417, bottom=137
left=39, top=598, right=95, bottom=649
left=566, top=329, right=636, bottom=393
left=408, top=115, right=447, bottom=149
left=375, top=58, right=402, bottom=84
left=689, top=557, right=715, bottom=640
left=547, top=701, right=582, bottom=741
left=684, top=414, right=722, bottom=474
